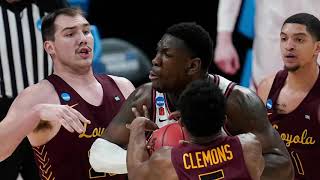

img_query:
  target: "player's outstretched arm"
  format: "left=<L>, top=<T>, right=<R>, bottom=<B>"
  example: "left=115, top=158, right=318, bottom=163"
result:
left=225, top=86, right=294, bottom=180
left=0, top=81, right=90, bottom=161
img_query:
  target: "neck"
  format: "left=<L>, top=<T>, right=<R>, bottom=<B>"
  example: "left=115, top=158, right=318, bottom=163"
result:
left=189, top=131, right=223, bottom=145
left=53, top=68, right=97, bottom=86
left=286, top=62, right=319, bottom=91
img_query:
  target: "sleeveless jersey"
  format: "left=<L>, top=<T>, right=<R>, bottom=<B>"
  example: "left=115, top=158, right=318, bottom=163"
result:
left=266, top=70, right=320, bottom=180
left=32, top=74, right=127, bottom=180
left=151, top=74, right=236, bottom=128
left=171, top=136, right=252, bottom=180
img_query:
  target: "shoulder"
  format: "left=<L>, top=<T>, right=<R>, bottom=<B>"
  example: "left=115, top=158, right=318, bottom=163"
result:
left=257, top=74, right=276, bottom=103
left=7, top=79, right=59, bottom=119
left=13, top=80, right=57, bottom=105
left=210, top=74, right=236, bottom=96
left=108, top=75, right=135, bottom=99
left=108, top=75, right=133, bottom=85
left=227, top=85, right=260, bottom=106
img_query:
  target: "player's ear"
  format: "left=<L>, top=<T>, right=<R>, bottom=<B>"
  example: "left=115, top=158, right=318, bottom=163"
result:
left=314, top=41, right=320, bottom=55
left=186, top=57, right=201, bottom=75
left=44, top=41, right=55, bottom=55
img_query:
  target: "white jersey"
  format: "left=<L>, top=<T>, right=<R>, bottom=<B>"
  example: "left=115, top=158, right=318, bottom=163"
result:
left=253, top=0, right=320, bottom=87
left=152, top=75, right=236, bottom=128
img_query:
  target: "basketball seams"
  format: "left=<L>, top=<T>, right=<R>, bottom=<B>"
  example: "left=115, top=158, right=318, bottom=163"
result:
left=162, top=124, right=171, bottom=147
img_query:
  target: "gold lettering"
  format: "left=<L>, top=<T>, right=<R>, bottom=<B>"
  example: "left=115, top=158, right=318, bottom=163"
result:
left=217, top=146, right=227, bottom=163
left=189, top=153, right=197, bottom=169
left=195, top=152, right=204, bottom=168
left=224, top=144, right=233, bottom=160
left=274, top=128, right=316, bottom=147
left=211, top=149, right=219, bottom=164
left=79, top=123, right=106, bottom=139
left=202, top=150, right=212, bottom=167
left=183, top=153, right=191, bottom=170
left=306, top=137, right=315, bottom=145
left=293, top=136, right=300, bottom=144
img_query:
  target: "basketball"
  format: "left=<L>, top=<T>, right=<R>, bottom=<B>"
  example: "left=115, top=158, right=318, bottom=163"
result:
left=147, top=122, right=188, bottom=155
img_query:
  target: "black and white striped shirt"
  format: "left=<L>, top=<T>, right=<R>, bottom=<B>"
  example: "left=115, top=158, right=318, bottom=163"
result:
left=0, top=0, right=68, bottom=98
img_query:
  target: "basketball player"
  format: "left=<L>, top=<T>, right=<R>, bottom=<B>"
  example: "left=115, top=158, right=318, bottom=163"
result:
left=127, top=80, right=264, bottom=180
left=257, top=13, right=320, bottom=180
left=0, top=8, right=134, bottom=179
left=90, top=22, right=293, bottom=180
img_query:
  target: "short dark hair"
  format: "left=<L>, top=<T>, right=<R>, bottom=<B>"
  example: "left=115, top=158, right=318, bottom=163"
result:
left=41, top=7, right=84, bottom=41
left=166, top=22, right=213, bottom=71
left=178, top=80, right=225, bottom=137
left=283, top=13, right=320, bottom=41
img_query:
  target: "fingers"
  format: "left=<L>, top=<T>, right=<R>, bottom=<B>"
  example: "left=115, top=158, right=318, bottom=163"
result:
left=142, top=105, right=149, bottom=119
left=68, top=106, right=91, bottom=124
left=168, top=111, right=181, bottom=120
left=126, top=117, right=158, bottom=131
left=61, top=114, right=81, bottom=133
left=233, top=55, right=240, bottom=70
left=215, top=61, right=226, bottom=73
left=60, top=105, right=90, bottom=134
left=179, top=140, right=190, bottom=145
left=144, top=120, right=159, bottom=131
left=132, top=105, right=149, bottom=118
left=132, top=107, right=141, bottom=117
left=59, top=117, right=75, bottom=133
left=224, top=62, right=235, bottom=75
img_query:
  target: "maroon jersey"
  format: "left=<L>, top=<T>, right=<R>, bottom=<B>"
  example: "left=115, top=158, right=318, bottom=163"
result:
left=33, top=74, right=127, bottom=180
left=171, top=136, right=252, bottom=180
left=267, top=70, right=320, bottom=180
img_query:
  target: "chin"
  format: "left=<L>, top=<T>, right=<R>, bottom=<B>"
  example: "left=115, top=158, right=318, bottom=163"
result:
left=152, top=83, right=163, bottom=92
left=284, top=65, right=300, bottom=72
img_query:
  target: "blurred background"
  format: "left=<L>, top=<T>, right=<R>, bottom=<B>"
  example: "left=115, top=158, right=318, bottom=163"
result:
left=69, top=0, right=253, bottom=87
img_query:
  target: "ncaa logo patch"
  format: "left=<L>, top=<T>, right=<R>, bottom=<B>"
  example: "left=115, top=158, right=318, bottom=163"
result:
left=61, top=92, right=71, bottom=102
left=266, top=99, right=273, bottom=109
left=156, top=96, right=165, bottom=107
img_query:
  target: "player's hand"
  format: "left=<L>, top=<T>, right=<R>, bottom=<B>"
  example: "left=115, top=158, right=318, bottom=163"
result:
left=127, top=106, right=158, bottom=131
left=214, top=34, right=240, bottom=75
left=37, top=104, right=90, bottom=133
left=168, top=111, right=181, bottom=120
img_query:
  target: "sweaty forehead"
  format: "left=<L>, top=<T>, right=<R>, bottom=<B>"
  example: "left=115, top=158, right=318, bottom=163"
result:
left=158, top=34, right=187, bottom=49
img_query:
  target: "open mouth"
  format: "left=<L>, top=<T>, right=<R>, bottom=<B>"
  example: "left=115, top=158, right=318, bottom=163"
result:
left=149, top=70, right=159, bottom=80
left=284, top=53, right=297, bottom=60
left=78, top=47, right=92, bottom=59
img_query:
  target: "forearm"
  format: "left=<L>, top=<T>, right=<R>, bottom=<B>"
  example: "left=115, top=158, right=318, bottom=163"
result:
left=0, top=105, right=40, bottom=161
left=127, top=124, right=149, bottom=175
left=217, top=0, right=242, bottom=32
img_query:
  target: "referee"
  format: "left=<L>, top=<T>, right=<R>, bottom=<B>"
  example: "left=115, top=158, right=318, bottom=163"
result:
left=0, top=0, right=68, bottom=179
